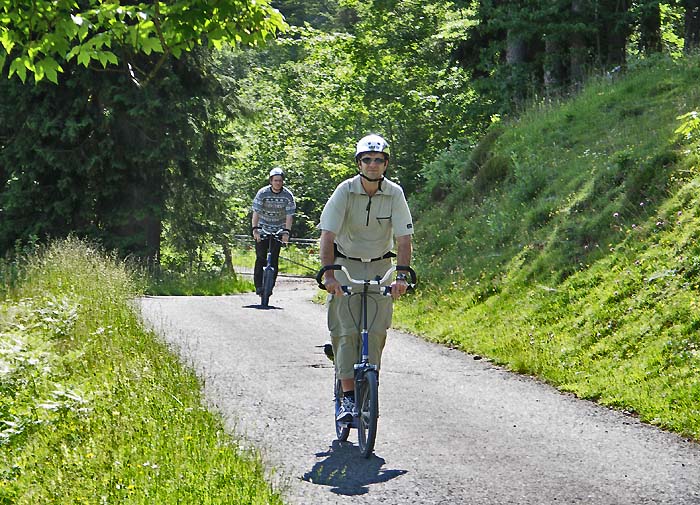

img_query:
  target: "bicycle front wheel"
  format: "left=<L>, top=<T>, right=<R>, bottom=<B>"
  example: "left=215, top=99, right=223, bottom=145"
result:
left=261, top=268, right=274, bottom=307
left=356, top=370, right=378, bottom=458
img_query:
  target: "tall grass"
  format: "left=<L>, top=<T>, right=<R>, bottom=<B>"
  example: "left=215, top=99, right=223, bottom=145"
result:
left=398, top=55, right=700, bottom=440
left=0, top=237, right=283, bottom=504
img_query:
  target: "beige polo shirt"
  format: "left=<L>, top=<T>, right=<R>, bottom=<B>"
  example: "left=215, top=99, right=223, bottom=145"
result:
left=319, top=175, right=414, bottom=259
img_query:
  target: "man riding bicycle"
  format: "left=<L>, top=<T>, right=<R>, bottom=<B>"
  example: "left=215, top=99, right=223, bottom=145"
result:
left=318, top=134, right=414, bottom=422
left=251, top=167, right=296, bottom=296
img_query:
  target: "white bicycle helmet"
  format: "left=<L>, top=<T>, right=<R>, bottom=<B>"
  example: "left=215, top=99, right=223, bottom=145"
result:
left=269, top=167, right=284, bottom=178
left=355, top=134, right=389, bottom=160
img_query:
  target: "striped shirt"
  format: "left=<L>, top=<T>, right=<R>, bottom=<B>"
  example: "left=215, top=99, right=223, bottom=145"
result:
left=252, top=186, right=296, bottom=234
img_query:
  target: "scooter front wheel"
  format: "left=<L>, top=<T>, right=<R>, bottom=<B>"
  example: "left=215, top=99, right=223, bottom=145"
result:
left=356, top=369, right=378, bottom=458
left=261, top=267, right=274, bottom=307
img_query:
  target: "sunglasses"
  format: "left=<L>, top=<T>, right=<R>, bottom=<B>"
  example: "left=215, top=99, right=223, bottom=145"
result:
left=360, top=156, right=387, bottom=165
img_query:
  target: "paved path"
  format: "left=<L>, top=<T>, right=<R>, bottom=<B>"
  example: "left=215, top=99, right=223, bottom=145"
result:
left=138, top=278, right=700, bottom=504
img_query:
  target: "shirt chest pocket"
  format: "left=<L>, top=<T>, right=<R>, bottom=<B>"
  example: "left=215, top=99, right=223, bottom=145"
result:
left=374, top=199, right=392, bottom=229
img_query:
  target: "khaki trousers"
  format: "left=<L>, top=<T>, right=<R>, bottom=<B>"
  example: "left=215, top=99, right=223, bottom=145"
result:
left=327, top=257, right=393, bottom=380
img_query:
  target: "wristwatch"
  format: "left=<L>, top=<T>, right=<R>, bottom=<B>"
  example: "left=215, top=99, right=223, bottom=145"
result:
left=396, top=273, right=408, bottom=282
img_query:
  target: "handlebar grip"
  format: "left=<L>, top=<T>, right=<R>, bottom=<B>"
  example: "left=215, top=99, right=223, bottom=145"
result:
left=259, top=229, right=289, bottom=244
left=316, top=264, right=342, bottom=289
left=397, top=266, right=418, bottom=285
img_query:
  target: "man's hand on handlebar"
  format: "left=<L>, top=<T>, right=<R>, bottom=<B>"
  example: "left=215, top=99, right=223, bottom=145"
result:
left=253, top=227, right=290, bottom=244
left=390, top=278, right=409, bottom=300
left=323, top=274, right=344, bottom=296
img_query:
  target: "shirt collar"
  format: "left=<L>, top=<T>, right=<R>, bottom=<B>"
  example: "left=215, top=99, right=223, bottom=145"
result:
left=350, top=174, right=385, bottom=195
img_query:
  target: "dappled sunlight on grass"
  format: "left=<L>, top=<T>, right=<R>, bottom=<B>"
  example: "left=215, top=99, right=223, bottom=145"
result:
left=0, top=238, right=283, bottom=503
left=398, top=56, right=700, bottom=440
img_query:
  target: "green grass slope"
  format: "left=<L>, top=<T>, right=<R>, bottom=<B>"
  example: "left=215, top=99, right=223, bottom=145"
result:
left=398, top=55, right=700, bottom=440
left=1, top=238, right=283, bottom=504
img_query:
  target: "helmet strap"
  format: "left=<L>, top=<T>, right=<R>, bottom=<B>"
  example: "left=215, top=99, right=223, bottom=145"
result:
left=359, top=172, right=384, bottom=183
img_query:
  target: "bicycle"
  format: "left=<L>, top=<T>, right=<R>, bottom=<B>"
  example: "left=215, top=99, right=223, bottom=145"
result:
left=316, top=263, right=417, bottom=457
left=258, top=228, right=287, bottom=308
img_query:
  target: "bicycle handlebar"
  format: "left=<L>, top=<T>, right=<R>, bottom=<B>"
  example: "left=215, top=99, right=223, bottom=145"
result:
left=258, top=228, right=290, bottom=240
left=259, top=228, right=289, bottom=236
left=316, top=264, right=417, bottom=292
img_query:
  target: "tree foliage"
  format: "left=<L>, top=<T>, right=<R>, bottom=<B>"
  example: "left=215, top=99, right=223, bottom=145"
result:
left=0, top=49, right=229, bottom=261
left=220, top=27, right=366, bottom=238
left=221, top=0, right=698, bottom=244
left=340, top=0, right=488, bottom=193
left=2, top=0, right=699, bottom=269
left=0, top=0, right=284, bottom=262
left=0, top=0, right=286, bottom=84
left=454, top=0, right=697, bottom=108
left=222, top=1, right=488, bottom=242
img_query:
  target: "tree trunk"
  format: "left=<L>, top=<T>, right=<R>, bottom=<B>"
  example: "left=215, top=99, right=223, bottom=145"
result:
left=506, top=29, right=528, bottom=66
left=145, top=215, right=162, bottom=266
left=543, top=36, right=564, bottom=95
left=686, top=0, right=700, bottom=52
left=506, top=28, right=528, bottom=103
left=638, top=0, right=662, bottom=54
left=603, top=0, right=630, bottom=67
left=221, top=242, right=234, bottom=275
left=570, top=0, right=587, bottom=87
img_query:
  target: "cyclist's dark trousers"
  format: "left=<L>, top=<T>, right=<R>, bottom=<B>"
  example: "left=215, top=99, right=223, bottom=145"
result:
left=254, top=238, right=282, bottom=290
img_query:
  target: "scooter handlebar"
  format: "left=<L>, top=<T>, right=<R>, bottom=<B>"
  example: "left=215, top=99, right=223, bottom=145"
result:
left=316, top=264, right=417, bottom=291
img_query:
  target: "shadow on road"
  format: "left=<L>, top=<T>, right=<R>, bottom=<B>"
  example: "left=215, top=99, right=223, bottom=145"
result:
left=242, top=304, right=283, bottom=310
left=301, top=441, right=407, bottom=496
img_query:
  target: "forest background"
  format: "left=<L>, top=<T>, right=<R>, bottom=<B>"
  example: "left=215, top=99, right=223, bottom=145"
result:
left=2, top=0, right=700, bottom=440
left=2, top=0, right=698, bottom=269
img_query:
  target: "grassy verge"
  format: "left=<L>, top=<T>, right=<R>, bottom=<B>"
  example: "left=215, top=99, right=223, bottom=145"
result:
left=144, top=242, right=319, bottom=296
left=0, top=238, right=283, bottom=504
left=230, top=243, right=321, bottom=278
left=396, top=55, right=700, bottom=441
left=396, top=199, right=700, bottom=439
left=145, top=269, right=253, bottom=296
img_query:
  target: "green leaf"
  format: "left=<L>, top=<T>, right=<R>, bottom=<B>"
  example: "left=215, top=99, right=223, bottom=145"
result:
left=674, top=111, right=699, bottom=139
left=77, top=50, right=92, bottom=67
left=140, top=36, right=163, bottom=55
left=9, top=57, right=27, bottom=82
left=34, top=61, right=45, bottom=82
left=78, top=22, right=90, bottom=42
left=97, top=51, right=118, bottom=68
left=66, top=46, right=80, bottom=61
left=1, top=29, right=15, bottom=54
left=41, top=56, right=62, bottom=83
